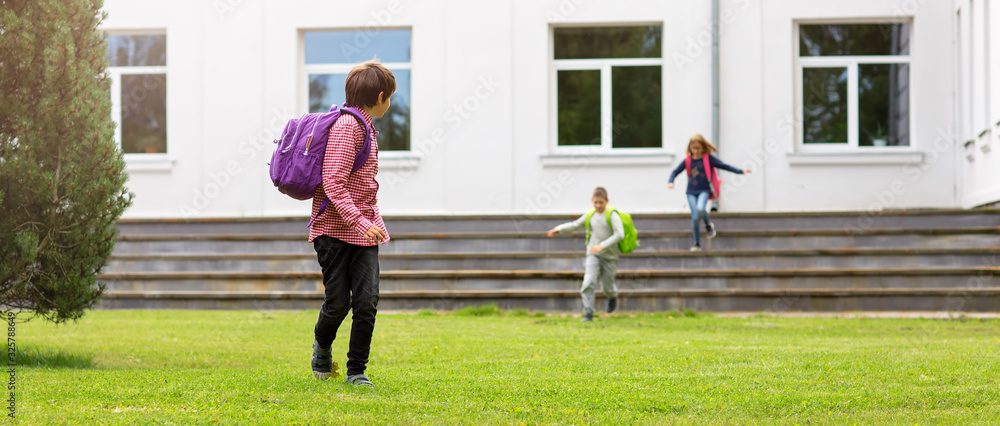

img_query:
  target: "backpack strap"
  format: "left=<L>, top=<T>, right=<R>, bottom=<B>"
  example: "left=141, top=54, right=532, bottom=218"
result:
left=584, top=209, right=596, bottom=245
left=339, top=106, right=373, bottom=173
left=704, top=155, right=720, bottom=200
left=604, top=208, right=624, bottom=243
left=308, top=105, right=374, bottom=228
left=604, top=208, right=619, bottom=227
left=684, top=155, right=692, bottom=177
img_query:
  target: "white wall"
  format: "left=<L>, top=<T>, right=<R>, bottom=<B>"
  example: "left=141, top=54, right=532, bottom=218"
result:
left=102, top=0, right=978, bottom=219
left=103, top=1, right=208, bottom=217
left=730, top=0, right=960, bottom=213
left=510, top=0, right=710, bottom=217
left=956, top=0, right=1000, bottom=208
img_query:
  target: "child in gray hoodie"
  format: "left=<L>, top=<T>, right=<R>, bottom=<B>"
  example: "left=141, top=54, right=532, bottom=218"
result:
left=546, top=187, right=625, bottom=322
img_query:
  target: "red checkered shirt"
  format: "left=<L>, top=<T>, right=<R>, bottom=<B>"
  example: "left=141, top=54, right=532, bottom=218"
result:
left=307, top=107, right=389, bottom=246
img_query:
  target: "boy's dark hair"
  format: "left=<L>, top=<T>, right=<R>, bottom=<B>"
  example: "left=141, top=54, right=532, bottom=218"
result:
left=345, top=59, right=396, bottom=108
left=593, top=187, right=608, bottom=200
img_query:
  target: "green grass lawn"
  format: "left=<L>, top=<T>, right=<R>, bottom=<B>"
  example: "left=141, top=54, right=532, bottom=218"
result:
left=11, top=308, right=1000, bottom=424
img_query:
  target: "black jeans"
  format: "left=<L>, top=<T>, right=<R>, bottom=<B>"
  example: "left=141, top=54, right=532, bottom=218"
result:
left=313, top=236, right=380, bottom=376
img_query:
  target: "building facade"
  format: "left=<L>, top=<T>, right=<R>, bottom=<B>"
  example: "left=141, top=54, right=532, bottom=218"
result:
left=101, top=0, right=999, bottom=219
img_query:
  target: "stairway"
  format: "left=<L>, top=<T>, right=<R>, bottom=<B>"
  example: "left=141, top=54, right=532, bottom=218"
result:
left=99, top=210, right=1000, bottom=312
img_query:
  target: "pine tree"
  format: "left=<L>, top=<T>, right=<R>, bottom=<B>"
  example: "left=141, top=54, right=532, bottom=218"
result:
left=0, top=0, right=133, bottom=323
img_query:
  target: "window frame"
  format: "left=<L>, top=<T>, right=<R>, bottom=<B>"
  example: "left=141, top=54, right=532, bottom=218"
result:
left=105, top=30, right=169, bottom=161
left=298, top=28, right=413, bottom=153
left=549, top=23, right=667, bottom=155
left=794, top=20, right=915, bottom=152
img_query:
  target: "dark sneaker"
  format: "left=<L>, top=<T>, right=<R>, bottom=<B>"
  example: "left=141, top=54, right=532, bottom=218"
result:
left=312, top=341, right=334, bottom=380
left=689, top=245, right=702, bottom=252
left=580, top=312, right=594, bottom=322
left=706, top=222, right=717, bottom=239
left=606, top=298, right=617, bottom=314
left=346, top=374, right=374, bottom=387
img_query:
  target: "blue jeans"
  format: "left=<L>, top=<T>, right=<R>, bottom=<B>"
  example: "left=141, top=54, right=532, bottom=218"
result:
left=686, top=191, right=711, bottom=246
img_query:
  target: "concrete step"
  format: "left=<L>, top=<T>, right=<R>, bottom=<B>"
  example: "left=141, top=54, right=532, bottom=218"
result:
left=439, top=211, right=1000, bottom=233
left=104, top=248, right=1000, bottom=273
left=104, top=210, right=1000, bottom=312
left=97, top=267, right=1000, bottom=292
left=97, top=287, right=1000, bottom=312
left=110, top=228, right=1000, bottom=254
left=115, top=209, right=1000, bottom=235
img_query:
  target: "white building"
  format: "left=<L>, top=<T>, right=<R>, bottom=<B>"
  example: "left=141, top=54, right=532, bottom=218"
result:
left=101, top=0, right=1000, bottom=219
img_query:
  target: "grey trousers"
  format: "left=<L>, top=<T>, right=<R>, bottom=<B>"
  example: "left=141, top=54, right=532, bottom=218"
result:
left=580, top=255, right=618, bottom=315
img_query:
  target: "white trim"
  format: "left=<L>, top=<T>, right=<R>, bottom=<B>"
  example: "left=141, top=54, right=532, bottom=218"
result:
left=303, top=63, right=411, bottom=74
left=798, top=56, right=910, bottom=66
left=787, top=150, right=925, bottom=165
left=107, top=65, right=168, bottom=157
left=540, top=151, right=675, bottom=167
left=550, top=21, right=664, bottom=28
left=109, top=66, right=168, bottom=75
left=978, top=0, right=992, bottom=147
left=109, top=69, right=122, bottom=149
left=103, top=28, right=167, bottom=36
left=299, top=26, right=413, bottom=36
left=795, top=17, right=912, bottom=25
left=123, top=154, right=177, bottom=172
left=549, top=54, right=559, bottom=156
left=553, top=58, right=664, bottom=69
left=955, top=8, right=965, bottom=148
left=377, top=151, right=423, bottom=170
left=600, top=63, right=612, bottom=149
left=847, top=64, right=859, bottom=148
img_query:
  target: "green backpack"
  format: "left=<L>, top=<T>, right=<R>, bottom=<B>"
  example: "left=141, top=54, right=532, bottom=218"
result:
left=584, top=207, right=639, bottom=254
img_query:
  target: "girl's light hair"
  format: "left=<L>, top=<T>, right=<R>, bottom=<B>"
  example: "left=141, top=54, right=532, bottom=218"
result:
left=687, top=133, right=719, bottom=156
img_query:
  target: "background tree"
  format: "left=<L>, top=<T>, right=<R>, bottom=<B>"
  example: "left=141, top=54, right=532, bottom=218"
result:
left=0, top=0, right=133, bottom=323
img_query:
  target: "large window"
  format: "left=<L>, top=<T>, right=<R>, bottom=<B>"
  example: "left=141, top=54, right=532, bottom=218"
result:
left=107, top=34, right=167, bottom=154
left=798, top=23, right=911, bottom=148
left=304, top=29, right=411, bottom=151
left=553, top=26, right=663, bottom=150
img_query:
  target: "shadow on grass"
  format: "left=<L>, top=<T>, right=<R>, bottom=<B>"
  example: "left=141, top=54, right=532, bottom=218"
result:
left=15, top=345, right=95, bottom=369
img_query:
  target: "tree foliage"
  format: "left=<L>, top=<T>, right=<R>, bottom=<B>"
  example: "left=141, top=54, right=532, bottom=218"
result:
left=0, top=0, right=133, bottom=323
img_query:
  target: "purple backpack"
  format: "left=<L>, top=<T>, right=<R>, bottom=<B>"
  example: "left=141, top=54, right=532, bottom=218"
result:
left=269, top=104, right=371, bottom=227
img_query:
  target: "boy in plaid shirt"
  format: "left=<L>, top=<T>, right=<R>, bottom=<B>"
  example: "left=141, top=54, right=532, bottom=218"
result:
left=309, top=60, right=394, bottom=387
